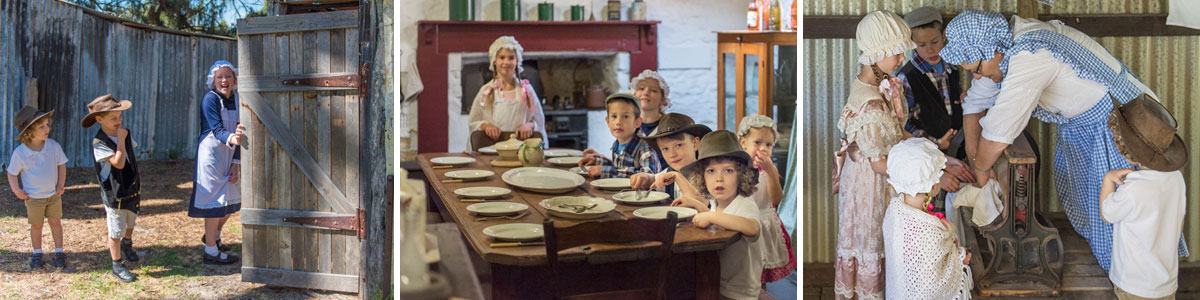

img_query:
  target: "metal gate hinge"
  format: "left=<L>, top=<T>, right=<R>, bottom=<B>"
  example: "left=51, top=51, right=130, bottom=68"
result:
left=282, top=208, right=366, bottom=240
left=281, top=75, right=361, bottom=88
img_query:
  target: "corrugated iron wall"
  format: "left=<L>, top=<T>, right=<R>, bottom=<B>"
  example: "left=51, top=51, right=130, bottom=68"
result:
left=0, top=0, right=236, bottom=167
left=802, top=1, right=1200, bottom=263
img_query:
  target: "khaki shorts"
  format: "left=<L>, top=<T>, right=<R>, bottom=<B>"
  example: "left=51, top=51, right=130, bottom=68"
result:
left=1115, top=286, right=1175, bottom=300
left=24, top=195, right=63, bottom=224
left=104, top=206, right=137, bottom=239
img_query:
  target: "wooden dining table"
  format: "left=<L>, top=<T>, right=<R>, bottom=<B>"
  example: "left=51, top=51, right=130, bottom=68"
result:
left=417, top=151, right=741, bottom=300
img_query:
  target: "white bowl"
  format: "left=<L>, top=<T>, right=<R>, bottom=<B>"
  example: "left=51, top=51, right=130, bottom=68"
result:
left=540, top=196, right=617, bottom=219
left=454, top=186, right=511, bottom=199
left=547, top=156, right=582, bottom=167
left=502, top=167, right=586, bottom=194
left=482, top=223, right=543, bottom=242
left=444, top=169, right=494, bottom=181
left=478, top=147, right=498, bottom=154
left=466, top=202, right=528, bottom=216
left=590, top=178, right=631, bottom=190
left=544, top=149, right=583, bottom=157
left=431, top=156, right=476, bottom=166
left=633, top=206, right=697, bottom=220
left=611, top=191, right=671, bottom=205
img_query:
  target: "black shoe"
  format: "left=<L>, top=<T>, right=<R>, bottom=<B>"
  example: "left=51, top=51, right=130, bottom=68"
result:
left=201, top=235, right=232, bottom=252
left=111, top=260, right=137, bottom=282
left=52, top=252, right=66, bottom=269
left=29, top=253, right=43, bottom=270
left=121, top=239, right=139, bottom=262
left=202, top=251, right=240, bottom=265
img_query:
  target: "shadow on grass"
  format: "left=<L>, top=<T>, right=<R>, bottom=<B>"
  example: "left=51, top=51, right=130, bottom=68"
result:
left=0, top=243, right=243, bottom=277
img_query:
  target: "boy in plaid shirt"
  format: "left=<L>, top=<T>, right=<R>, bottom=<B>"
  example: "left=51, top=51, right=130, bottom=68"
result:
left=580, top=92, right=663, bottom=178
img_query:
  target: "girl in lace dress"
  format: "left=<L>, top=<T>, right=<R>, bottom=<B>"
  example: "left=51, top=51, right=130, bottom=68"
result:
left=735, top=115, right=796, bottom=283
left=882, top=138, right=973, bottom=300
left=831, top=10, right=914, bottom=300
left=466, top=36, right=548, bottom=151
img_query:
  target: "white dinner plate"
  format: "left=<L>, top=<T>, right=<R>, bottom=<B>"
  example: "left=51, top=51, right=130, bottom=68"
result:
left=478, top=147, right=498, bottom=154
left=482, top=223, right=543, bottom=242
left=444, top=169, right=494, bottom=181
left=590, top=178, right=631, bottom=190
left=540, top=197, right=617, bottom=220
left=611, top=191, right=671, bottom=205
left=546, top=156, right=582, bottom=167
left=501, top=167, right=586, bottom=194
left=569, top=166, right=588, bottom=176
left=453, top=186, right=511, bottom=199
left=466, top=202, right=528, bottom=216
left=430, top=156, right=476, bottom=166
left=544, top=149, right=584, bottom=157
left=633, top=206, right=698, bottom=220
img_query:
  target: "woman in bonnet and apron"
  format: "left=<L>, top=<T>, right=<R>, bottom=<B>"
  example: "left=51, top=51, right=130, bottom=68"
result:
left=188, top=60, right=245, bottom=265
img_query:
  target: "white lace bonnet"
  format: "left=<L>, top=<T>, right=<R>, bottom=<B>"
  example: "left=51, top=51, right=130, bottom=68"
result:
left=488, top=36, right=525, bottom=74
left=886, top=138, right=947, bottom=197
left=856, top=10, right=917, bottom=65
left=629, top=69, right=671, bottom=108
left=736, top=114, right=778, bottom=140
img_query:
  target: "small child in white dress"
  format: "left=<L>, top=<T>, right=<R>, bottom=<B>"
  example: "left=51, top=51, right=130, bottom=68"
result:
left=735, top=114, right=795, bottom=283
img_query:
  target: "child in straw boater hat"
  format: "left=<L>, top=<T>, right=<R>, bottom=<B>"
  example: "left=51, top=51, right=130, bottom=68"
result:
left=1101, top=96, right=1188, bottom=300
left=6, top=106, right=69, bottom=271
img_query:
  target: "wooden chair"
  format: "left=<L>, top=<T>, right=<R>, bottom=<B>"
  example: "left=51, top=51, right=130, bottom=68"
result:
left=542, top=212, right=679, bottom=300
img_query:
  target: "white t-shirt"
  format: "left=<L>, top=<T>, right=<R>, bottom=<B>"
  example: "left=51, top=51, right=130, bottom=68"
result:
left=93, top=135, right=137, bottom=182
left=1101, top=170, right=1186, bottom=298
left=710, top=195, right=763, bottom=300
left=6, top=139, right=69, bottom=199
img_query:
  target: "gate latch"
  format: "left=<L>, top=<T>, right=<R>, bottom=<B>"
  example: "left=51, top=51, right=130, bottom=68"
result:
left=283, top=208, right=366, bottom=240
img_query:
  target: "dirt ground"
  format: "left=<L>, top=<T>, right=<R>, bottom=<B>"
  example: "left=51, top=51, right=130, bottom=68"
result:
left=0, top=160, right=357, bottom=300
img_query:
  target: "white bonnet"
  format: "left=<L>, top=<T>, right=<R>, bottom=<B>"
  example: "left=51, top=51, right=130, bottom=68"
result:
left=488, top=36, right=524, bottom=74
left=205, top=60, right=238, bottom=90
left=856, top=10, right=917, bottom=65
left=630, top=69, right=670, bottom=108
left=885, top=138, right=946, bottom=197
left=736, top=114, right=777, bottom=140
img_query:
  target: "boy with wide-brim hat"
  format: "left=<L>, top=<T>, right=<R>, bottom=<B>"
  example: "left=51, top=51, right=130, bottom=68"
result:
left=7, top=106, right=69, bottom=271
left=629, top=112, right=710, bottom=194
left=671, top=130, right=764, bottom=299
left=1100, top=96, right=1188, bottom=300
left=83, top=94, right=143, bottom=283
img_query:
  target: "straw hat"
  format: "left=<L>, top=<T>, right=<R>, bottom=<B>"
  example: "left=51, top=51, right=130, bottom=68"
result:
left=642, top=113, right=712, bottom=150
left=81, top=94, right=132, bottom=128
left=13, top=106, right=54, bottom=139
left=1108, top=96, right=1188, bottom=171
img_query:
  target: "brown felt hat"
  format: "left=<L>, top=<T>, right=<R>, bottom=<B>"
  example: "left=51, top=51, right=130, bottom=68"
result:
left=81, top=94, right=132, bottom=128
left=642, top=113, right=712, bottom=151
left=680, top=130, right=752, bottom=177
left=1108, top=95, right=1188, bottom=171
left=13, top=106, right=55, bottom=138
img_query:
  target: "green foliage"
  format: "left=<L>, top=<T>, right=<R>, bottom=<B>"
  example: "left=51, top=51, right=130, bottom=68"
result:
left=66, top=0, right=267, bottom=37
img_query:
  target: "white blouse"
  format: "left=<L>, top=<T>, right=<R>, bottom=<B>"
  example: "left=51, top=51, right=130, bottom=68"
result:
left=465, top=79, right=548, bottom=149
left=979, top=16, right=1156, bottom=144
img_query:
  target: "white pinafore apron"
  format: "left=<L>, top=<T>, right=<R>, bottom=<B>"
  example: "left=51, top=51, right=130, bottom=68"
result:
left=193, top=92, right=241, bottom=210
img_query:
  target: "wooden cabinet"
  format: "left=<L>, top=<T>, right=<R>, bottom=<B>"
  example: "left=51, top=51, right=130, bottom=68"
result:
left=715, top=31, right=796, bottom=131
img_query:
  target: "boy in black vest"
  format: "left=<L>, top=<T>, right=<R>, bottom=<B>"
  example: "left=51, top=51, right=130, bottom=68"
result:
left=897, top=7, right=966, bottom=159
left=82, top=94, right=141, bottom=283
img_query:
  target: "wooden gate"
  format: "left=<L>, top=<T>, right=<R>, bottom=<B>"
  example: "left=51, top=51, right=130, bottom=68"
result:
left=235, top=9, right=366, bottom=293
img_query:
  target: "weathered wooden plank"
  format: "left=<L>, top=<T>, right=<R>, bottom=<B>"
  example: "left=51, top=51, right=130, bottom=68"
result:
left=1064, top=263, right=1107, bottom=277
left=331, top=29, right=345, bottom=73
left=1062, top=276, right=1114, bottom=291
left=241, top=267, right=359, bottom=293
left=345, top=95, right=361, bottom=278
left=262, top=33, right=278, bottom=76
left=330, top=93, right=348, bottom=276
left=238, top=73, right=361, bottom=92
left=237, top=9, right=358, bottom=35
left=241, top=93, right=354, bottom=214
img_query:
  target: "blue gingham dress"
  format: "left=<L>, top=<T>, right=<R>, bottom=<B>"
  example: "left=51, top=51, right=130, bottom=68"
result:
left=999, top=28, right=1189, bottom=271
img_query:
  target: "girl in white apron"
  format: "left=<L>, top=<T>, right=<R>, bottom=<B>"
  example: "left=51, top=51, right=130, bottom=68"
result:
left=188, top=60, right=244, bottom=264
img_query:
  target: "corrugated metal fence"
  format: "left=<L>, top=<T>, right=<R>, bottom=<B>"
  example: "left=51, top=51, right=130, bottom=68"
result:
left=1, top=0, right=236, bottom=167
left=803, top=1, right=1200, bottom=263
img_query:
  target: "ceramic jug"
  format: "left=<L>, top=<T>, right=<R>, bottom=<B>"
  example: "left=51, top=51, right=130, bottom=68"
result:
left=518, top=138, right=545, bottom=167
